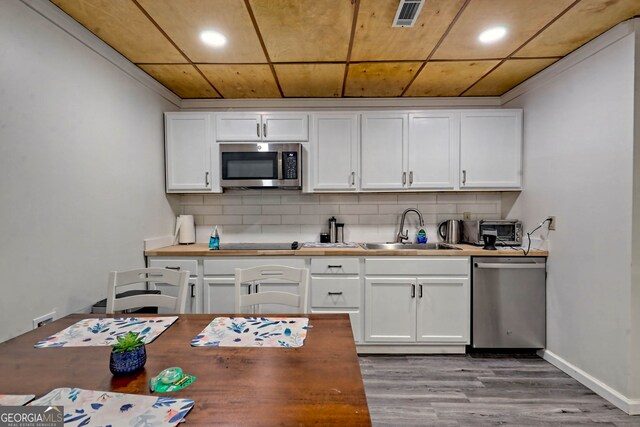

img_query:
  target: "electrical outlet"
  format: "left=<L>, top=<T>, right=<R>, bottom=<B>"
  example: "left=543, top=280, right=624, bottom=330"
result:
left=463, top=212, right=472, bottom=220
left=548, top=216, right=556, bottom=230
left=33, top=310, right=56, bottom=329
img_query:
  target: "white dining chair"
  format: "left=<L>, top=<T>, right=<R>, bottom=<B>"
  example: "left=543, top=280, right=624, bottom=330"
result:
left=106, top=268, right=189, bottom=314
left=234, top=265, right=309, bottom=314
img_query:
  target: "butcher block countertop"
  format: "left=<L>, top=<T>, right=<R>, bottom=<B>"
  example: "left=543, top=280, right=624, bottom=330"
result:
left=145, top=243, right=548, bottom=257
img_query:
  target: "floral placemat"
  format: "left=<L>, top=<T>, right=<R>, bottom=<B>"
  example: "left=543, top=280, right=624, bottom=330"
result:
left=0, top=394, right=35, bottom=406
left=191, top=317, right=309, bottom=348
left=29, top=388, right=194, bottom=427
left=34, top=317, right=178, bottom=348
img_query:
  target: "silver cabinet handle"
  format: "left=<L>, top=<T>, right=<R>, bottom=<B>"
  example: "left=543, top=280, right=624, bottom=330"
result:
left=205, top=171, right=210, bottom=186
left=411, top=284, right=415, bottom=298
left=256, top=123, right=260, bottom=137
left=328, top=291, right=343, bottom=296
left=190, top=283, right=195, bottom=298
left=165, top=266, right=180, bottom=271
left=475, top=262, right=546, bottom=269
left=402, top=172, right=407, bottom=185
left=327, top=265, right=342, bottom=268
left=462, top=170, right=466, bottom=185
left=419, top=284, right=423, bottom=298
left=351, top=171, right=355, bottom=186
left=409, top=171, right=413, bottom=185
left=263, top=123, right=267, bottom=138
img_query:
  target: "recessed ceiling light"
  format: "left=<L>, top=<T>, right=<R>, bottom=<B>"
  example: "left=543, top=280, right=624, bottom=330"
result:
left=478, top=26, right=507, bottom=44
left=200, top=30, right=226, bottom=47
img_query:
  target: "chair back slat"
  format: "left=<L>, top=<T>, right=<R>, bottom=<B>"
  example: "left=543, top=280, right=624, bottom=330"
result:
left=234, top=265, right=309, bottom=314
left=106, top=268, right=189, bottom=314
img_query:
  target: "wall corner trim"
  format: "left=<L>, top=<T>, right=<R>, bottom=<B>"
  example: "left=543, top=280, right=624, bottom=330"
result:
left=19, top=0, right=182, bottom=107
left=538, top=349, right=638, bottom=415
left=501, top=18, right=639, bottom=105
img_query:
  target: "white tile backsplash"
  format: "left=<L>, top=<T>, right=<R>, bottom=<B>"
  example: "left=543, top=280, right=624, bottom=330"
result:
left=185, top=190, right=504, bottom=243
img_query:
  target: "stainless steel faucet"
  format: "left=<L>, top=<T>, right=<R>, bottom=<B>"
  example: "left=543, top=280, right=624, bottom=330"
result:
left=396, top=208, right=425, bottom=243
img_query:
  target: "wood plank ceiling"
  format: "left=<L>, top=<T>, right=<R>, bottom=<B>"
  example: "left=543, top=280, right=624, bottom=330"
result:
left=51, top=0, right=640, bottom=99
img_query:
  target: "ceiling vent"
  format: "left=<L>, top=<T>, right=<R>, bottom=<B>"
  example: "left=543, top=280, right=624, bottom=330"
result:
left=392, top=0, right=425, bottom=27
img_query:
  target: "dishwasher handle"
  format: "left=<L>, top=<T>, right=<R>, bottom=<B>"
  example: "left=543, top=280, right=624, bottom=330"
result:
left=474, top=262, right=546, bottom=269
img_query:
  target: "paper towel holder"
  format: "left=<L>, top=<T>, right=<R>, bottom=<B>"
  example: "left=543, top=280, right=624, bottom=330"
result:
left=174, top=215, right=196, bottom=245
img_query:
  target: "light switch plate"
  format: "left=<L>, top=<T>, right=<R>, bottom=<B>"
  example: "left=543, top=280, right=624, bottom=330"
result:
left=463, top=212, right=472, bottom=220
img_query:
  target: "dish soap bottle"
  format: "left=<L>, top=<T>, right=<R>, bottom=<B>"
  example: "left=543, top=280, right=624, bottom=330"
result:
left=209, top=226, right=220, bottom=250
left=416, top=226, right=428, bottom=244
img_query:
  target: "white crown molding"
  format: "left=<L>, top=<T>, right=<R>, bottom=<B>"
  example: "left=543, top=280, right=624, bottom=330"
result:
left=19, top=0, right=182, bottom=107
left=502, top=18, right=639, bottom=105
left=180, top=96, right=502, bottom=111
left=538, top=349, right=639, bottom=415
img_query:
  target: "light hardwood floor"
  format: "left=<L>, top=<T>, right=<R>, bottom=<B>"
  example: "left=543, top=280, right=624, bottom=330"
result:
left=359, top=355, right=640, bottom=426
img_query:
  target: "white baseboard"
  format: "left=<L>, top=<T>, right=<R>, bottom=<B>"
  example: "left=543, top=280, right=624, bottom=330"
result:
left=357, top=345, right=466, bottom=354
left=538, top=349, right=639, bottom=415
left=144, top=235, right=175, bottom=251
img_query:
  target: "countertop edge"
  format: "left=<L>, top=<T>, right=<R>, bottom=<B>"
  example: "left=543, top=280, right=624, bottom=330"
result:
left=145, top=243, right=548, bottom=257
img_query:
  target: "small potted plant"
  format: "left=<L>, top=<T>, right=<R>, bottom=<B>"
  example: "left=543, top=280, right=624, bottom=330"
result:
left=109, top=331, right=147, bottom=375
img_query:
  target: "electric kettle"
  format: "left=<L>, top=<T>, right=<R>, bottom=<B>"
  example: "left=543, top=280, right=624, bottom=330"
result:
left=438, top=219, right=462, bottom=244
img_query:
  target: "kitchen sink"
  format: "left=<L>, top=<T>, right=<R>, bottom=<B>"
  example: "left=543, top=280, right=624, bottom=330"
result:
left=362, top=243, right=461, bottom=250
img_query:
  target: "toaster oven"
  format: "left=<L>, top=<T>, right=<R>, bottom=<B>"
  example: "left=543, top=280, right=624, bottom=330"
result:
left=462, top=219, right=523, bottom=246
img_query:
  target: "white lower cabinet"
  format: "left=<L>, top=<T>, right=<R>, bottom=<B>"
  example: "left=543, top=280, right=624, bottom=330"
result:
left=147, top=255, right=470, bottom=350
left=364, top=257, right=470, bottom=346
left=309, top=257, right=362, bottom=343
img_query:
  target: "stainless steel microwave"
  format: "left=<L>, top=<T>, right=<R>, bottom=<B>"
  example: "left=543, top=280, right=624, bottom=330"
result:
left=220, top=143, right=302, bottom=189
left=462, top=219, right=523, bottom=246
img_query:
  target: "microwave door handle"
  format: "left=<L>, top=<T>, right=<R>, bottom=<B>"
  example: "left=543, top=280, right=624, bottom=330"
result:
left=277, top=152, right=283, bottom=180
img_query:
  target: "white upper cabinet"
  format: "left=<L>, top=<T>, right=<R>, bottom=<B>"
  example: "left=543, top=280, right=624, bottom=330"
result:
left=165, top=112, right=218, bottom=192
left=360, top=113, right=407, bottom=190
left=216, top=113, right=308, bottom=142
left=311, top=113, right=359, bottom=191
left=407, top=112, right=459, bottom=190
left=460, top=110, right=523, bottom=189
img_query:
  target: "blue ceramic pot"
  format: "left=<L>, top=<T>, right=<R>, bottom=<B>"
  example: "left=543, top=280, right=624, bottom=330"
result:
left=110, top=345, right=146, bottom=375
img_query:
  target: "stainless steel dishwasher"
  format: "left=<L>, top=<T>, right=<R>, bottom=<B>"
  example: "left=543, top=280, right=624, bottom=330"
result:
left=472, top=257, right=546, bottom=348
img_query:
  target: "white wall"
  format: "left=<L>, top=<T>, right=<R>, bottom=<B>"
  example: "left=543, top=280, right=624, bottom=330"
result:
left=630, top=24, right=640, bottom=402
left=504, top=28, right=637, bottom=402
left=0, top=1, right=177, bottom=341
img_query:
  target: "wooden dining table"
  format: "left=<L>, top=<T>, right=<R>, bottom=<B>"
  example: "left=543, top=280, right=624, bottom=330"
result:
left=0, top=313, right=371, bottom=426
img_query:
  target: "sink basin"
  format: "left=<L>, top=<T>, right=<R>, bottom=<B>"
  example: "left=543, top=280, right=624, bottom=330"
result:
left=362, top=243, right=461, bottom=250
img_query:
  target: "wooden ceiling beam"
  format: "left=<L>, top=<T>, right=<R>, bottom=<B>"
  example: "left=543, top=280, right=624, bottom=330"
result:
left=243, top=0, right=284, bottom=98
left=131, top=0, right=223, bottom=98
left=400, top=0, right=471, bottom=97
left=459, top=0, right=582, bottom=96
left=341, top=0, right=361, bottom=97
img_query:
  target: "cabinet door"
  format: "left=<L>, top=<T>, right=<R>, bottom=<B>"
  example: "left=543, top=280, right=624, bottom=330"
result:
left=215, top=113, right=262, bottom=141
left=255, top=281, right=302, bottom=314
left=365, top=278, right=416, bottom=342
left=311, top=113, right=359, bottom=191
left=153, top=277, right=199, bottom=314
left=202, top=277, right=251, bottom=314
left=460, top=110, right=522, bottom=188
left=408, top=112, right=458, bottom=189
left=263, top=114, right=308, bottom=141
left=416, top=277, right=469, bottom=343
left=165, top=113, right=212, bottom=191
left=361, top=114, right=407, bottom=190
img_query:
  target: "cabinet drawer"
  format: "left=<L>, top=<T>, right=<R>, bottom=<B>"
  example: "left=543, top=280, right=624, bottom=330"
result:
left=365, top=257, right=469, bottom=276
left=148, top=259, right=198, bottom=277
left=311, top=277, right=360, bottom=308
left=203, top=258, right=305, bottom=276
left=311, top=258, right=359, bottom=275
